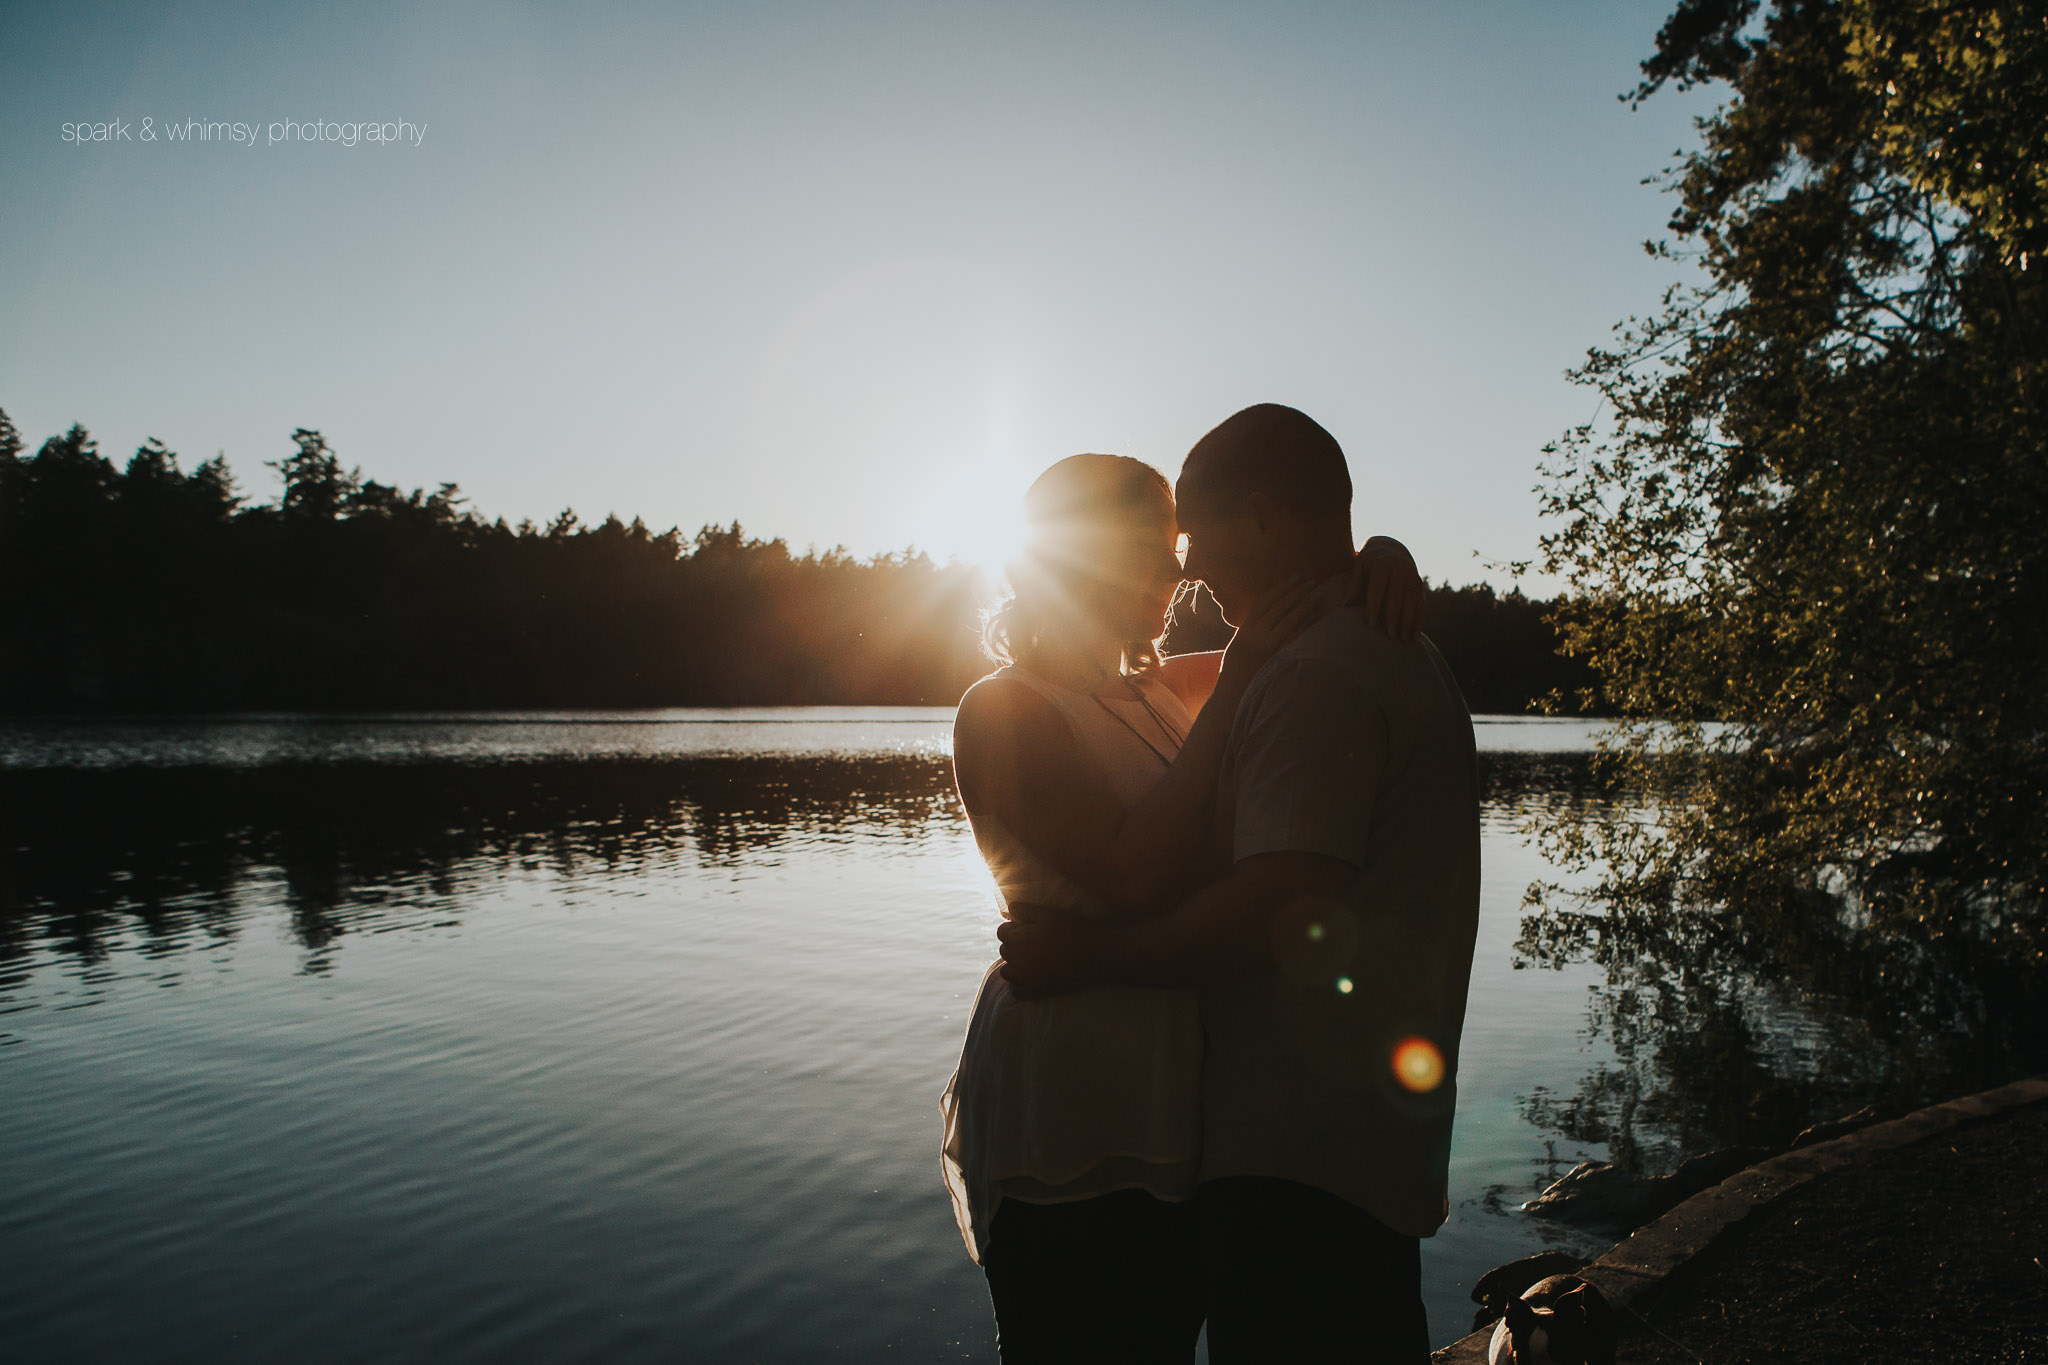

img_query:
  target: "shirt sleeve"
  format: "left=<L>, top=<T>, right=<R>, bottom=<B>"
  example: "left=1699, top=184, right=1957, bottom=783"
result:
left=1229, top=657, right=1385, bottom=868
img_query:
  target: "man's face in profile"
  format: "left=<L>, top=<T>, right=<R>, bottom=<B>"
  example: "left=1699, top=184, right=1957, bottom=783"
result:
left=1176, top=506, right=1267, bottom=626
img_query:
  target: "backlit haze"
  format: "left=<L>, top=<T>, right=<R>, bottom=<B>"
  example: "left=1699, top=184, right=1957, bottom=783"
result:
left=1, top=1, right=1713, bottom=589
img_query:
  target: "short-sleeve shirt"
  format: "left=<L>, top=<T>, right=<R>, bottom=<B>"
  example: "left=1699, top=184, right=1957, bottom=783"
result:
left=1199, top=587, right=1481, bottom=1238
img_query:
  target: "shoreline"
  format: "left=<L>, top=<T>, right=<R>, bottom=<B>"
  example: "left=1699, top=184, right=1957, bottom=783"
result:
left=1434, top=1076, right=2048, bottom=1362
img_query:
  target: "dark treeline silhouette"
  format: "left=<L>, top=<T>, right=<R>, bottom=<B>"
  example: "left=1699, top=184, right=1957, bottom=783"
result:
left=0, top=417, right=991, bottom=709
left=0, top=411, right=1597, bottom=713
left=1411, top=583, right=1597, bottom=716
left=1160, top=574, right=1598, bottom=715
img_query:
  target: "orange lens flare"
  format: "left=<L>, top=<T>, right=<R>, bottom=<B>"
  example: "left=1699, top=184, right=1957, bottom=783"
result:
left=1391, top=1036, right=1445, bottom=1093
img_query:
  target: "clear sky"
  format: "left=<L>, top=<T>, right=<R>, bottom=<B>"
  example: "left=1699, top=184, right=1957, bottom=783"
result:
left=1, top=1, right=1712, bottom=589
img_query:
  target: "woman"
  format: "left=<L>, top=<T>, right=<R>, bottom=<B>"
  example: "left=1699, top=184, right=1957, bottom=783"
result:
left=940, top=453, right=1420, bottom=1360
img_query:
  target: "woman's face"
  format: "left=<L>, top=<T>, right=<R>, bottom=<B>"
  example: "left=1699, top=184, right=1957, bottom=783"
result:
left=1073, top=504, right=1183, bottom=644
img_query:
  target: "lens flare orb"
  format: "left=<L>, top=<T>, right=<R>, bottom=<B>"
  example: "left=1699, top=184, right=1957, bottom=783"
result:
left=1390, top=1036, right=1445, bottom=1093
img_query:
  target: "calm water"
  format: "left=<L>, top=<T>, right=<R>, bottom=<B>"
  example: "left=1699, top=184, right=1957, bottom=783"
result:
left=2, top=711, right=1621, bottom=1361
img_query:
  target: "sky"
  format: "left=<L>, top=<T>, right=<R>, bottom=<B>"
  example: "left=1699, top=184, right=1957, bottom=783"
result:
left=1, top=1, right=1715, bottom=590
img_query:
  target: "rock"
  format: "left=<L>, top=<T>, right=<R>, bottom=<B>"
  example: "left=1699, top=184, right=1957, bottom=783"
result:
left=1790, top=1104, right=1886, bottom=1149
left=1671, top=1144, right=1775, bottom=1192
left=1520, top=1161, right=1649, bottom=1229
left=1469, top=1250, right=1588, bottom=1332
left=1522, top=1146, right=1774, bottom=1233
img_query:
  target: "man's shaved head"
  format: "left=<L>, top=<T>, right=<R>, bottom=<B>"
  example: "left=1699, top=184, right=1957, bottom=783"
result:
left=1175, top=403, right=1352, bottom=529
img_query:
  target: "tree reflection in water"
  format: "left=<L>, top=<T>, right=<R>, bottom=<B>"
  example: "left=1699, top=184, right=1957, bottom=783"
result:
left=0, top=757, right=963, bottom=976
left=1518, top=749, right=2048, bottom=1177
left=11, top=745, right=2034, bottom=1182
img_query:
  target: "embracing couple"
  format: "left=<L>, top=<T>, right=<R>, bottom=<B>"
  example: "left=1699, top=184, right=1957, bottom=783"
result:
left=940, top=404, right=1481, bottom=1362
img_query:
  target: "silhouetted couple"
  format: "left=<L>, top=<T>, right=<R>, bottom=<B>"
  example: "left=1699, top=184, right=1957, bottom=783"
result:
left=941, top=404, right=1481, bottom=1362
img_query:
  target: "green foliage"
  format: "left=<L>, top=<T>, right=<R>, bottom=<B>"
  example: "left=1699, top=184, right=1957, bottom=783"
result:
left=1842, top=0, right=2048, bottom=268
left=1527, top=0, right=2047, bottom=1151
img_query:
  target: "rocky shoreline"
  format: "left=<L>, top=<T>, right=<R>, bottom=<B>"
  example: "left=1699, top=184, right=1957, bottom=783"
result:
left=1439, top=1077, right=2048, bottom=1361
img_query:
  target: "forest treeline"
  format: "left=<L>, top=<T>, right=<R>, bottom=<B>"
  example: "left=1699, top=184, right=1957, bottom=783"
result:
left=0, top=412, right=1596, bottom=713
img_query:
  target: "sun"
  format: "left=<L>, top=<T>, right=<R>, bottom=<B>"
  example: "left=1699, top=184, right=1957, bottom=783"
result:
left=926, top=453, right=1033, bottom=579
left=744, top=257, right=1051, bottom=577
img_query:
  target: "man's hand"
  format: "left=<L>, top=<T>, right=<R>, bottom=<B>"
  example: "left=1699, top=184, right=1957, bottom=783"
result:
left=999, top=852, right=1355, bottom=994
left=996, top=905, right=1110, bottom=1000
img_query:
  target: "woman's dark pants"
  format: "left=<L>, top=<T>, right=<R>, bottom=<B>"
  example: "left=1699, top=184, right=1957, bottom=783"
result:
left=983, top=1187, right=1203, bottom=1362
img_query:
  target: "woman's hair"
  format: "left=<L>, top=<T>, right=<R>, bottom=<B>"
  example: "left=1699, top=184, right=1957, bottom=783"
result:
left=984, top=453, right=1175, bottom=674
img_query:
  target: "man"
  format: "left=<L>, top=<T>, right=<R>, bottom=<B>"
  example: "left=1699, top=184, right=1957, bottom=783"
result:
left=998, top=403, right=1481, bottom=1361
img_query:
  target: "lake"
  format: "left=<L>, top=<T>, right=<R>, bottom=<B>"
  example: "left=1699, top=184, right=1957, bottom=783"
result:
left=1, top=711, right=1656, bottom=1359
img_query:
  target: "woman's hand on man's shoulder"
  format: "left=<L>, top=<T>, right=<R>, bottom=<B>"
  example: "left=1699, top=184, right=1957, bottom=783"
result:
left=1347, top=536, right=1425, bottom=642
